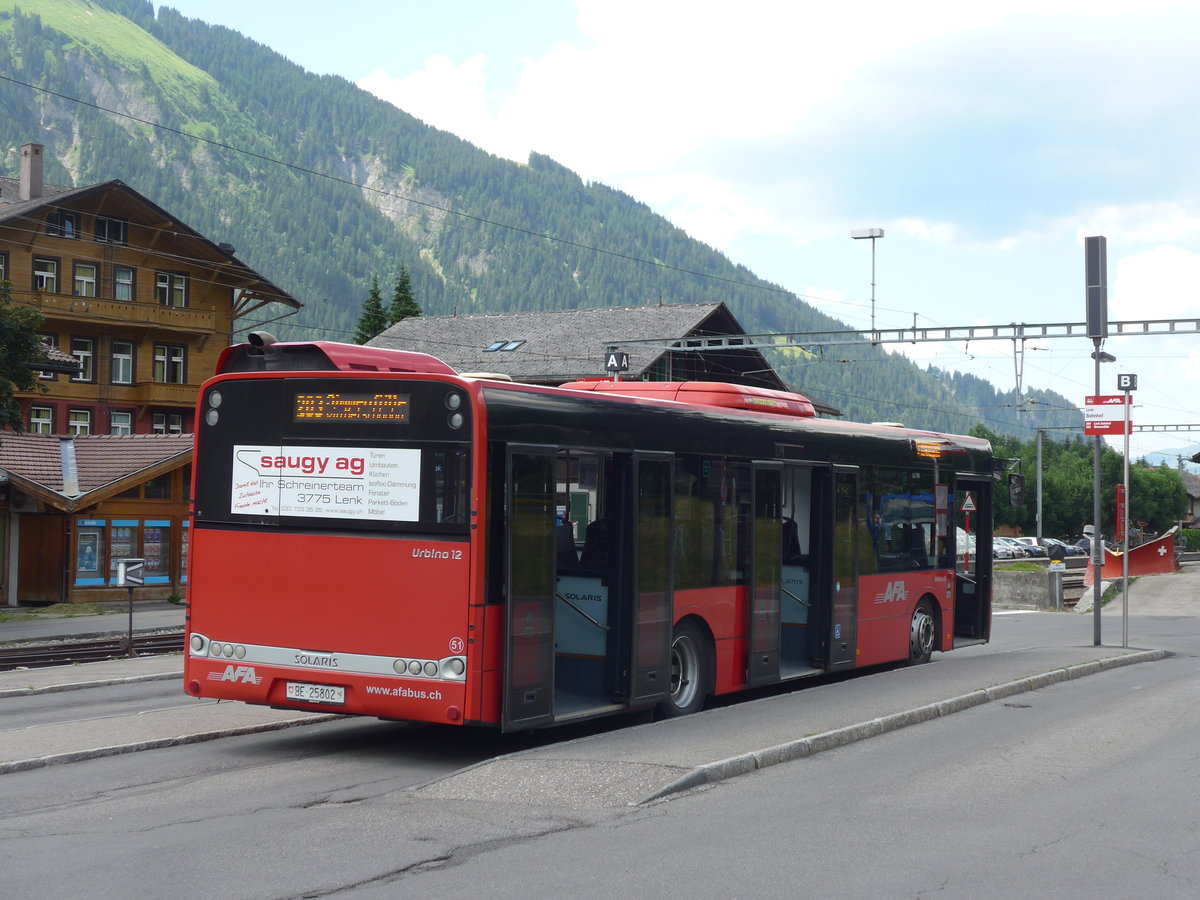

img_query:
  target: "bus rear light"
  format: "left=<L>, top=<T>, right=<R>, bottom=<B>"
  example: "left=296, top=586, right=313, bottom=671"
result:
left=190, top=634, right=206, bottom=653
left=206, top=642, right=246, bottom=659
left=448, top=412, right=464, bottom=429
left=389, top=656, right=466, bottom=681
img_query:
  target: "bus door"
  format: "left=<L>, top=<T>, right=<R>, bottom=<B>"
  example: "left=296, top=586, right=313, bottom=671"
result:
left=503, top=446, right=557, bottom=730
left=952, top=475, right=993, bottom=644
left=747, top=462, right=782, bottom=686
left=627, top=452, right=674, bottom=705
left=779, top=465, right=821, bottom=678
left=828, top=467, right=861, bottom=670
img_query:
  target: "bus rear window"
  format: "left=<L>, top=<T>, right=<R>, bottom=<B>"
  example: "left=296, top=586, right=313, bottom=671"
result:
left=193, top=377, right=470, bottom=534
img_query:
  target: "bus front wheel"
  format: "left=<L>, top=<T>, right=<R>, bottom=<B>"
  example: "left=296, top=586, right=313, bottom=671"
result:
left=908, top=600, right=936, bottom=665
left=660, top=619, right=709, bottom=718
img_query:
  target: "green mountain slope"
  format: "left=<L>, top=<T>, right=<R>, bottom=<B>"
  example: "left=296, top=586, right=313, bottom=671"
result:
left=0, top=0, right=1084, bottom=439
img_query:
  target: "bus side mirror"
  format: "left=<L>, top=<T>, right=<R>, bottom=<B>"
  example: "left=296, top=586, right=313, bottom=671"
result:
left=1009, top=473, right=1026, bottom=507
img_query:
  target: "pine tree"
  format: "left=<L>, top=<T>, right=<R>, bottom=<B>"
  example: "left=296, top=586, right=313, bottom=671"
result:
left=354, top=275, right=388, bottom=344
left=388, top=265, right=422, bottom=325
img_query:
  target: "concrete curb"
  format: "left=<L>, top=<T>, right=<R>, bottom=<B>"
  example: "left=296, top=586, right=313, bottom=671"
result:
left=636, top=649, right=1168, bottom=805
left=0, top=713, right=343, bottom=776
left=0, top=670, right=181, bottom=699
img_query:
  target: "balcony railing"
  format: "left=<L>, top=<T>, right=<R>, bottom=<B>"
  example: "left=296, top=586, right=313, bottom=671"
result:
left=15, top=291, right=218, bottom=333
left=121, top=381, right=199, bottom=408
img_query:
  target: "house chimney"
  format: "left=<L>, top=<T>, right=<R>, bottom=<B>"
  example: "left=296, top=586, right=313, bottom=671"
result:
left=19, top=143, right=44, bottom=201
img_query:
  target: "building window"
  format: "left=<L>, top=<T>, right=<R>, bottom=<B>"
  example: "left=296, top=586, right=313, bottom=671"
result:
left=483, top=339, right=527, bottom=352
left=95, top=216, right=128, bottom=245
left=47, top=210, right=79, bottom=239
left=142, top=521, right=169, bottom=581
left=111, top=339, right=135, bottom=384
left=0, top=251, right=7, bottom=281
left=153, top=344, right=186, bottom=384
left=152, top=412, right=183, bottom=434
left=29, top=406, right=53, bottom=434
left=67, top=409, right=91, bottom=436
left=37, top=334, right=58, bottom=380
left=114, top=265, right=134, bottom=301
left=143, top=475, right=172, bottom=499
left=109, top=522, right=138, bottom=581
left=71, top=337, right=95, bottom=382
left=75, top=521, right=106, bottom=585
left=33, top=257, right=58, bottom=292
left=155, top=271, right=188, bottom=308
left=72, top=262, right=98, bottom=297
left=110, top=410, right=133, bottom=435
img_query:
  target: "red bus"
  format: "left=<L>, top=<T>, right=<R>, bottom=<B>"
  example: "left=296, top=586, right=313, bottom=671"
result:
left=184, top=334, right=1002, bottom=730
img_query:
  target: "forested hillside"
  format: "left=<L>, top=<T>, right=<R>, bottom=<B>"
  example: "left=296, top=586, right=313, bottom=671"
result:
left=0, top=0, right=1083, bottom=438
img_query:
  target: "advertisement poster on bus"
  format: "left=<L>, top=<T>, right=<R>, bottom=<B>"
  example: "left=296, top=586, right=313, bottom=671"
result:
left=230, top=445, right=421, bottom=521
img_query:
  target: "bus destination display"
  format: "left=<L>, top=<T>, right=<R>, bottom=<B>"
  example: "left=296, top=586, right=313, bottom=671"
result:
left=293, top=392, right=410, bottom=422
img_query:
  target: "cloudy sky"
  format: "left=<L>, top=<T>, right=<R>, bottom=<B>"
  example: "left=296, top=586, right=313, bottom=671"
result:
left=161, top=0, right=1200, bottom=459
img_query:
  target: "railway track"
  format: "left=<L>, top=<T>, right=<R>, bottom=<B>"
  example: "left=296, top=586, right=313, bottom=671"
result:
left=0, top=630, right=184, bottom=671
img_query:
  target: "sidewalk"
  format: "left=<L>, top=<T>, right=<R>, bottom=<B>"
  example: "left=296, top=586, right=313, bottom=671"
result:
left=0, top=601, right=185, bottom=645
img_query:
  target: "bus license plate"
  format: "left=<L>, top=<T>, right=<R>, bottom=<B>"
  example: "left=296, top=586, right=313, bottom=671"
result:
left=286, top=682, right=344, bottom=705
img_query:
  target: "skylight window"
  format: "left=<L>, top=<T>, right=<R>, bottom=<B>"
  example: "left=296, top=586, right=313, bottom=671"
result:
left=483, top=339, right=526, bottom=352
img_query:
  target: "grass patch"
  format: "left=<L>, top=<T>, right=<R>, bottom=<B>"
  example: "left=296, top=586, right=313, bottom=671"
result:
left=0, top=602, right=122, bottom=622
left=996, top=561, right=1044, bottom=573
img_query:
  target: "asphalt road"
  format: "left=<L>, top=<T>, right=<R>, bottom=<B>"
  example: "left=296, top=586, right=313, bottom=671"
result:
left=1, top=568, right=1195, bottom=897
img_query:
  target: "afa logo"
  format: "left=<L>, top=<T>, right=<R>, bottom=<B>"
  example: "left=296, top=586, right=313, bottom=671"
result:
left=207, top=665, right=262, bottom=685
left=875, top=581, right=910, bottom=605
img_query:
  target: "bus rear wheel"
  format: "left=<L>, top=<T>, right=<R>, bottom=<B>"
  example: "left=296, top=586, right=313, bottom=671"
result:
left=660, top=620, right=709, bottom=718
left=909, top=600, right=936, bottom=665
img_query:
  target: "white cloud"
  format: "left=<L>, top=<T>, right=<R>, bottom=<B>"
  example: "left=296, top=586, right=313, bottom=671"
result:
left=1112, top=245, right=1200, bottom=319
left=895, top=218, right=961, bottom=245
left=358, top=56, right=501, bottom=152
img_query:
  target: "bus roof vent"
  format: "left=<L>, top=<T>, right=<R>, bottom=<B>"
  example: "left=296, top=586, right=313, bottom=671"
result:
left=217, top=341, right=459, bottom=375
left=558, top=380, right=817, bottom=418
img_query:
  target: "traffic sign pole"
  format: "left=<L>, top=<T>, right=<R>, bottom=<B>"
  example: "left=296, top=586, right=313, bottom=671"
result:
left=1120, top=375, right=1136, bottom=649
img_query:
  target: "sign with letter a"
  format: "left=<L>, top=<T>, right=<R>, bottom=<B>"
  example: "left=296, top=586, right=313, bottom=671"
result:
left=604, top=351, right=630, bottom=373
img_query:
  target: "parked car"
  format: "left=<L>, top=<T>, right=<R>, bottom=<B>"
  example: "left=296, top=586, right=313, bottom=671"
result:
left=992, top=538, right=1017, bottom=560
left=1010, top=537, right=1048, bottom=558
left=995, top=536, right=1030, bottom=557
left=1043, top=537, right=1087, bottom=558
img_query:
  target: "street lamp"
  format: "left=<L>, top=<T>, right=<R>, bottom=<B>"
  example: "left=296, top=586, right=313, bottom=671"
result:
left=851, top=228, right=884, bottom=340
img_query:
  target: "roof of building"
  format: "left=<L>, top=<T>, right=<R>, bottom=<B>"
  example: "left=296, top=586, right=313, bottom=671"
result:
left=0, top=175, right=301, bottom=314
left=369, top=302, right=730, bottom=382
left=369, top=302, right=842, bottom=414
left=0, top=433, right=192, bottom=512
left=1181, top=469, right=1200, bottom=500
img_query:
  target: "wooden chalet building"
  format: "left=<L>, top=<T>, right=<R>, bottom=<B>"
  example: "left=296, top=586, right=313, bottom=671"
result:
left=0, top=143, right=300, bottom=605
left=368, top=301, right=839, bottom=415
